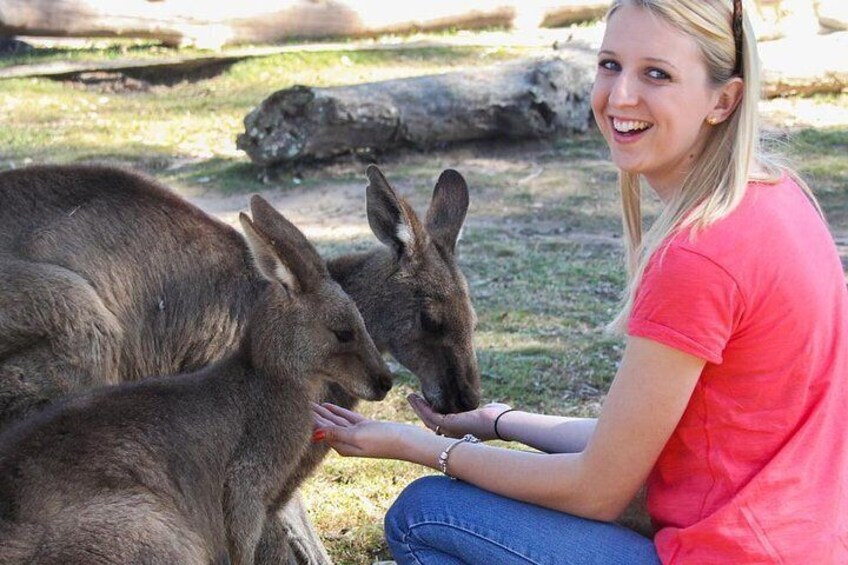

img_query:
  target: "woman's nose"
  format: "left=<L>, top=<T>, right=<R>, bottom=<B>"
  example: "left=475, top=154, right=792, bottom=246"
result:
left=608, top=73, right=639, bottom=108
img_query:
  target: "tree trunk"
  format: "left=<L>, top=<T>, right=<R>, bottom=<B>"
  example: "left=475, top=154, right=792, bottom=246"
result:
left=0, top=1, right=611, bottom=47
left=236, top=51, right=595, bottom=168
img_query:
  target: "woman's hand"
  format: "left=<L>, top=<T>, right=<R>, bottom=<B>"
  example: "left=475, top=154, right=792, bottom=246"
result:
left=312, top=394, right=515, bottom=462
left=407, top=393, right=512, bottom=441
left=312, top=402, right=426, bottom=459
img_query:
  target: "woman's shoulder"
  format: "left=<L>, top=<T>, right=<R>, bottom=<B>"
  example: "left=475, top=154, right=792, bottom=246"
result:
left=672, top=171, right=811, bottom=251
left=662, top=169, right=834, bottom=291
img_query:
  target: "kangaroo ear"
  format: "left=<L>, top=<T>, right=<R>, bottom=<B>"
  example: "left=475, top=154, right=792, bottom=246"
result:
left=241, top=195, right=328, bottom=292
left=239, top=212, right=299, bottom=293
left=365, top=165, right=426, bottom=259
left=425, top=169, right=469, bottom=255
left=250, top=195, right=329, bottom=290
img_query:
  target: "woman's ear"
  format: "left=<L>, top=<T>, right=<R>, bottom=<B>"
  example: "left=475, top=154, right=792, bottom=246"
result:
left=708, top=77, right=744, bottom=124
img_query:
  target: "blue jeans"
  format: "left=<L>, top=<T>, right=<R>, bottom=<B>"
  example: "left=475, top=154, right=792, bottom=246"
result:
left=385, top=476, right=660, bottom=565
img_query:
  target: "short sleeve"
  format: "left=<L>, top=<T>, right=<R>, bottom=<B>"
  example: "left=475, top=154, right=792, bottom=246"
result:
left=628, top=245, right=744, bottom=364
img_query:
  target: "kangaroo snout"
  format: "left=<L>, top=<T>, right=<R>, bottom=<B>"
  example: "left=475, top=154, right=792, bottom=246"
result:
left=425, top=360, right=481, bottom=414
left=455, top=385, right=481, bottom=412
left=370, top=370, right=393, bottom=401
left=429, top=384, right=479, bottom=414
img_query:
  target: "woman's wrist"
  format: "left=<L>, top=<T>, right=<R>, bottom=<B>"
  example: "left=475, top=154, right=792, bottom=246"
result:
left=493, top=408, right=517, bottom=441
left=400, top=426, right=459, bottom=469
left=386, top=423, right=439, bottom=464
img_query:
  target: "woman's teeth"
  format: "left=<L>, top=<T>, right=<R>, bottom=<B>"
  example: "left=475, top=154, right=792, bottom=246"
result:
left=613, top=119, right=651, bottom=133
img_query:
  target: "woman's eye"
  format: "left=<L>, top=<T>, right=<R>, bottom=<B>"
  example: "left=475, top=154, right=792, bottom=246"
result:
left=333, top=330, right=354, bottom=344
left=598, top=59, right=620, bottom=72
left=646, top=68, right=671, bottom=80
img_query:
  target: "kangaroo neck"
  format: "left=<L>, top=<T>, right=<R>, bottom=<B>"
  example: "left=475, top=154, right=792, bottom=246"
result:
left=327, top=248, right=396, bottom=346
left=209, top=349, right=314, bottom=451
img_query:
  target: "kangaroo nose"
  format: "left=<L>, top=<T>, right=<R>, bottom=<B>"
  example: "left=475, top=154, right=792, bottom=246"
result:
left=458, top=387, right=480, bottom=411
left=373, top=370, right=393, bottom=400
left=380, top=373, right=393, bottom=394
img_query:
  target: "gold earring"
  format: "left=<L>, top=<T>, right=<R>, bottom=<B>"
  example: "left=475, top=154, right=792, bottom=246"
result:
left=707, top=116, right=719, bottom=125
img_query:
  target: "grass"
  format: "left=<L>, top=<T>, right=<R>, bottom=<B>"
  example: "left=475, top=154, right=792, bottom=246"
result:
left=2, top=37, right=847, bottom=564
left=781, top=127, right=848, bottom=226
left=0, top=39, right=183, bottom=69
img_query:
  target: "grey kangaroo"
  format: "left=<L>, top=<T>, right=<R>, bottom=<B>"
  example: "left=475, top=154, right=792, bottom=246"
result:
left=0, top=164, right=478, bottom=430
left=0, top=195, right=393, bottom=564
left=0, top=163, right=479, bottom=563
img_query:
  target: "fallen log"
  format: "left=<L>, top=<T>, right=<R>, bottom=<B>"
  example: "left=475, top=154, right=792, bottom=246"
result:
left=816, top=0, right=848, bottom=31
left=0, top=0, right=608, bottom=48
left=539, top=1, right=609, bottom=28
left=759, top=31, right=848, bottom=98
left=236, top=50, right=595, bottom=167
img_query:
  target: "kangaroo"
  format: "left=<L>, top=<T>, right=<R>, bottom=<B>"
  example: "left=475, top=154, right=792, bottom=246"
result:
left=0, top=163, right=479, bottom=432
left=0, top=163, right=478, bottom=563
left=0, top=195, right=393, bottom=565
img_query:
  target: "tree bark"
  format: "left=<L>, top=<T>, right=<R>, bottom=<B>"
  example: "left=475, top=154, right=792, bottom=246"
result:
left=236, top=51, right=595, bottom=167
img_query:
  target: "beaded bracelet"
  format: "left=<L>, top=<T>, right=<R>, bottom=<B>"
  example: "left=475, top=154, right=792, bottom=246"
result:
left=438, top=434, right=480, bottom=478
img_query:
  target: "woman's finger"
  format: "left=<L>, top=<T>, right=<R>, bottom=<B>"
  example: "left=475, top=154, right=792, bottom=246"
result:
left=321, top=402, right=367, bottom=424
left=407, top=393, right=442, bottom=429
left=312, top=413, right=337, bottom=429
left=312, top=403, right=354, bottom=426
left=314, top=425, right=367, bottom=456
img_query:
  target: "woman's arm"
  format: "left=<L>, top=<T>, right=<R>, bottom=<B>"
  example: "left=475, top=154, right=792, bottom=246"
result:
left=315, top=335, right=704, bottom=521
left=491, top=412, right=597, bottom=454
left=403, top=393, right=596, bottom=453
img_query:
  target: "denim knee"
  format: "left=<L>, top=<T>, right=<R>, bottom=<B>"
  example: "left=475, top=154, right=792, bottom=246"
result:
left=384, top=475, right=446, bottom=546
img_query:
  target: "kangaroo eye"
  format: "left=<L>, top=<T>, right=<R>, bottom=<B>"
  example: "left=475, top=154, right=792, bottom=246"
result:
left=420, top=311, right=444, bottom=335
left=333, top=330, right=355, bottom=344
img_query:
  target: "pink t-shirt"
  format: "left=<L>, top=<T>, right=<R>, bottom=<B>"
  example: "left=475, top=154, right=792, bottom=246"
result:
left=628, top=174, right=848, bottom=563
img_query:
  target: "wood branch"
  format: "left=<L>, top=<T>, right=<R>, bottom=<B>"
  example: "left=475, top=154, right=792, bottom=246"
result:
left=759, top=32, right=848, bottom=98
left=236, top=51, right=595, bottom=167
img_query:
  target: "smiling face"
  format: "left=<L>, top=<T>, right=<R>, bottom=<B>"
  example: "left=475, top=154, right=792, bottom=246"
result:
left=591, top=3, right=726, bottom=199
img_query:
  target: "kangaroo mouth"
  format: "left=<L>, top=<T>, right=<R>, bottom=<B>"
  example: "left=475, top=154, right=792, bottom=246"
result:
left=422, top=377, right=480, bottom=414
left=319, top=370, right=392, bottom=402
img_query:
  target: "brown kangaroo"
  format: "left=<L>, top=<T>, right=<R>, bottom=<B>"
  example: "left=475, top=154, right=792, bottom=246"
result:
left=0, top=163, right=479, bottom=431
left=0, top=195, right=393, bottom=564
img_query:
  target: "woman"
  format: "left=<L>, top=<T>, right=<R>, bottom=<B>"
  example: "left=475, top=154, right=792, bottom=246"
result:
left=313, top=1, right=848, bottom=562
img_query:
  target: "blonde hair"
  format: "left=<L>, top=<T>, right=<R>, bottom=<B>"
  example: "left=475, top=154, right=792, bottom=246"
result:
left=607, top=0, right=820, bottom=333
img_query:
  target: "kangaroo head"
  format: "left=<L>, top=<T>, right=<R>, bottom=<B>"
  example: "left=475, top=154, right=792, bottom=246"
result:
left=239, top=195, right=392, bottom=401
left=361, top=165, right=480, bottom=413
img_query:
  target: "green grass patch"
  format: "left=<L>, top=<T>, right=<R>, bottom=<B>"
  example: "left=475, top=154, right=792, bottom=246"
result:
left=782, top=127, right=848, bottom=229
left=0, top=39, right=182, bottom=69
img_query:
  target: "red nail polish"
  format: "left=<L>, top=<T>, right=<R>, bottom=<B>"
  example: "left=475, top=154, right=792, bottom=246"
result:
left=312, top=430, right=326, bottom=442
